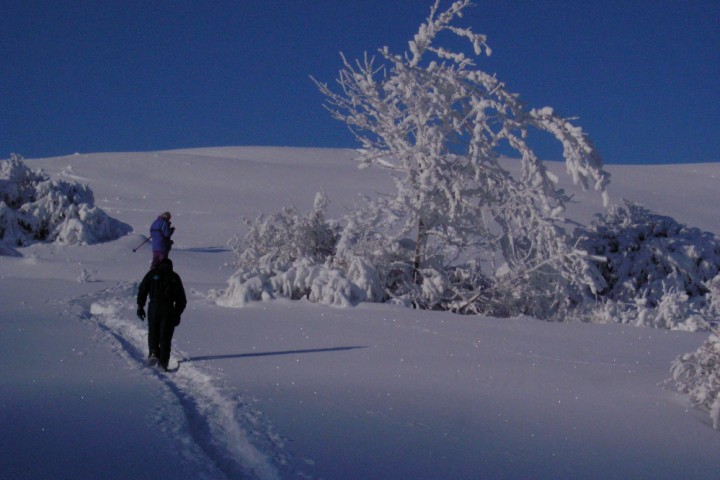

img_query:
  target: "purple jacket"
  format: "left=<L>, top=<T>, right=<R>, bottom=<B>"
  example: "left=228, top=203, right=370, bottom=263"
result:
left=150, top=217, right=173, bottom=252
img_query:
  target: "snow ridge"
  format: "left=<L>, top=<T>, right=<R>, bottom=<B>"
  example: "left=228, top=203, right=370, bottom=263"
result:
left=69, top=283, right=286, bottom=480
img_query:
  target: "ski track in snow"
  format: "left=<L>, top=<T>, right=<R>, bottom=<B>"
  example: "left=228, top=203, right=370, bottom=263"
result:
left=68, top=282, right=298, bottom=480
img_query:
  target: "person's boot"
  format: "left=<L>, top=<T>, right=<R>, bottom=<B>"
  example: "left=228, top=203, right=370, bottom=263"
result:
left=148, top=351, right=159, bottom=366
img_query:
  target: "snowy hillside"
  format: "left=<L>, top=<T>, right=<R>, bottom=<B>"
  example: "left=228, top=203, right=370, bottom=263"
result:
left=2, top=147, right=720, bottom=480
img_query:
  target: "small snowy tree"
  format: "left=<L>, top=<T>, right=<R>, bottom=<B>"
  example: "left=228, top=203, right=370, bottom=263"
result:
left=214, top=192, right=354, bottom=307
left=230, top=191, right=339, bottom=270
left=0, top=153, right=131, bottom=254
left=313, top=0, right=609, bottom=316
left=672, top=331, right=720, bottom=429
left=570, top=201, right=720, bottom=331
left=670, top=272, right=720, bottom=429
left=581, top=201, right=720, bottom=304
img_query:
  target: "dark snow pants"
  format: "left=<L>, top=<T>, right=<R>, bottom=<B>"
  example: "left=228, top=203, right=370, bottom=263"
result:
left=147, top=303, right=176, bottom=368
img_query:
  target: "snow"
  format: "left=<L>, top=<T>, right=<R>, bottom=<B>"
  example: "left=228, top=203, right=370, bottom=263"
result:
left=2, top=146, right=720, bottom=479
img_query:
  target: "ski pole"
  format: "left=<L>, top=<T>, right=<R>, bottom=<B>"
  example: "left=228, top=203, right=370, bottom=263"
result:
left=132, top=236, right=151, bottom=252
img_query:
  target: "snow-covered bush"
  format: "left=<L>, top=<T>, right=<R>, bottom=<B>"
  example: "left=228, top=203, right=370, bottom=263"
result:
left=218, top=195, right=720, bottom=330
left=671, top=332, right=720, bottom=429
left=581, top=201, right=720, bottom=304
left=214, top=192, right=352, bottom=307
left=668, top=261, right=720, bottom=430
left=669, top=273, right=720, bottom=430
left=579, top=201, right=720, bottom=329
left=0, top=153, right=131, bottom=254
left=704, top=274, right=720, bottom=320
left=230, top=191, right=338, bottom=270
left=214, top=257, right=367, bottom=309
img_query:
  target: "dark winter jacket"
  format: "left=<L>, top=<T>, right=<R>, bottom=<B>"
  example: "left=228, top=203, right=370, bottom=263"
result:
left=137, top=260, right=187, bottom=322
left=150, top=216, right=173, bottom=253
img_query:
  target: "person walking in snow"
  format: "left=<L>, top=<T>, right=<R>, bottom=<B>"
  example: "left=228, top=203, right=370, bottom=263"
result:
left=136, top=257, right=187, bottom=371
left=150, top=211, right=174, bottom=268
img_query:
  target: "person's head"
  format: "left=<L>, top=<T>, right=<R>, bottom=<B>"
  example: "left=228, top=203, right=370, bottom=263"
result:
left=161, top=211, right=172, bottom=220
left=159, top=258, right=173, bottom=270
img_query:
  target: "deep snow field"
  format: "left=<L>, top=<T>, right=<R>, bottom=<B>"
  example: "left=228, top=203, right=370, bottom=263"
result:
left=2, top=147, right=720, bottom=480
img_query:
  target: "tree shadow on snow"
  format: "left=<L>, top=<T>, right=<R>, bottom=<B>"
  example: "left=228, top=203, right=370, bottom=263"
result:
left=181, top=346, right=368, bottom=364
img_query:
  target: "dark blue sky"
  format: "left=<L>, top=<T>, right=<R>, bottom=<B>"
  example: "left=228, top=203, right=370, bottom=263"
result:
left=2, top=0, right=718, bottom=164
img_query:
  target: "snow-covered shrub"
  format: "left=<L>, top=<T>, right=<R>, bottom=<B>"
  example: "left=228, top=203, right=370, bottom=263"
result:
left=330, top=213, right=464, bottom=309
left=0, top=153, right=41, bottom=208
left=214, top=256, right=366, bottom=309
left=219, top=194, right=720, bottom=326
left=669, top=274, right=720, bottom=430
left=295, top=192, right=337, bottom=262
left=703, top=273, right=720, bottom=321
left=345, top=256, right=383, bottom=303
left=579, top=201, right=720, bottom=329
left=215, top=192, right=353, bottom=307
left=0, top=154, right=131, bottom=254
left=671, top=332, right=720, bottom=429
left=671, top=274, right=720, bottom=429
left=578, top=294, right=709, bottom=332
left=651, top=288, right=706, bottom=331
left=581, top=201, right=720, bottom=305
left=213, top=260, right=279, bottom=309
left=230, top=191, right=339, bottom=269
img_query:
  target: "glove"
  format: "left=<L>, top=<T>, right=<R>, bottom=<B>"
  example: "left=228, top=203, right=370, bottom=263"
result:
left=170, top=227, right=175, bottom=234
left=137, top=306, right=146, bottom=321
left=174, top=315, right=181, bottom=327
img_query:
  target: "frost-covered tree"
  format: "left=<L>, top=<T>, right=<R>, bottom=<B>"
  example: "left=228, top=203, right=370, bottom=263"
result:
left=575, top=201, right=720, bottom=329
left=668, top=248, right=720, bottom=429
left=313, top=0, right=609, bottom=315
left=229, top=191, right=338, bottom=270
left=580, top=201, right=720, bottom=307
left=214, top=192, right=357, bottom=307
left=580, top=201, right=720, bottom=330
left=672, top=329, right=720, bottom=429
left=0, top=153, right=131, bottom=255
